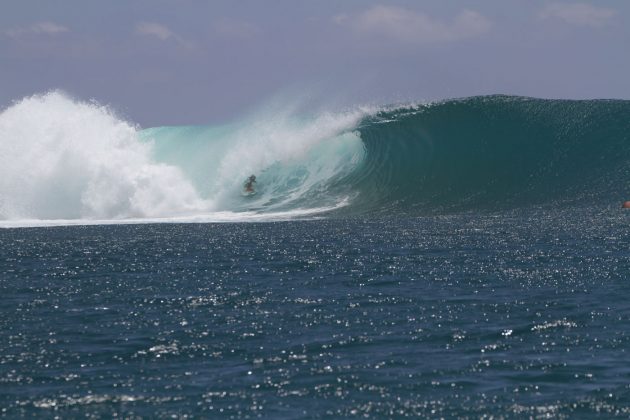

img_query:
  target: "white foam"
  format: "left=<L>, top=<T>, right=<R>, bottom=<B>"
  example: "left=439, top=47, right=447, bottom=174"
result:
left=0, top=198, right=350, bottom=228
left=0, top=91, right=211, bottom=220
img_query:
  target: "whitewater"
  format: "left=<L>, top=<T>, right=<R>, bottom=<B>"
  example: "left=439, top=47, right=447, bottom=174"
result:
left=1, top=91, right=630, bottom=227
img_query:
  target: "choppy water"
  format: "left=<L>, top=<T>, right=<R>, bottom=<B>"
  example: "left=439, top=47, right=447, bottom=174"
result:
left=2, top=207, right=630, bottom=417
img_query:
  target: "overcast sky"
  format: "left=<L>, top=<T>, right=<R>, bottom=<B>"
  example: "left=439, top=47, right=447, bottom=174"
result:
left=1, top=1, right=629, bottom=126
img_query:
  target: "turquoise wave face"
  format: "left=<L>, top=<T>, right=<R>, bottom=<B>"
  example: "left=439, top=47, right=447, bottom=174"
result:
left=141, top=115, right=366, bottom=214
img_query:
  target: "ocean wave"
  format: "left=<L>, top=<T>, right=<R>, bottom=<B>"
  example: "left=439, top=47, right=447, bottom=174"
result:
left=2, top=92, right=629, bottom=226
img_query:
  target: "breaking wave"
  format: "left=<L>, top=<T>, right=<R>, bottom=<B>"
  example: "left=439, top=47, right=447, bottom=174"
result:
left=1, top=91, right=629, bottom=226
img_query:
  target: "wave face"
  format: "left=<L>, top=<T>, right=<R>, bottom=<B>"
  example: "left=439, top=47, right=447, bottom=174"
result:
left=1, top=92, right=629, bottom=224
left=353, top=96, right=630, bottom=212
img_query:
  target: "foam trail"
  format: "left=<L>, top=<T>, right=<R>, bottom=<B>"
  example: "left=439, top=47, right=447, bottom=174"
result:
left=0, top=200, right=350, bottom=229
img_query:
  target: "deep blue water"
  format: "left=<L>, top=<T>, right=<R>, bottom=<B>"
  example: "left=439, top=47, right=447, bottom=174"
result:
left=2, top=207, right=630, bottom=417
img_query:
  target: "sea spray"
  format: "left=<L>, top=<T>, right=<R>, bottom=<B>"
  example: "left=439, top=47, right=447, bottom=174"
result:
left=0, top=91, right=367, bottom=223
left=0, top=92, right=210, bottom=220
left=142, top=108, right=367, bottom=213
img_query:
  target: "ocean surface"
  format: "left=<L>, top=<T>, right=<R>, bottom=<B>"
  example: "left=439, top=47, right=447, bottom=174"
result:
left=1, top=93, right=630, bottom=417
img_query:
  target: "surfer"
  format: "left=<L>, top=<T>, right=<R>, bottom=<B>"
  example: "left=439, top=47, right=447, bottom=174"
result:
left=244, top=175, right=256, bottom=193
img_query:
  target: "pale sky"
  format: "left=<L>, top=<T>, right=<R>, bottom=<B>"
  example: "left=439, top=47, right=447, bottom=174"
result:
left=1, top=1, right=629, bottom=126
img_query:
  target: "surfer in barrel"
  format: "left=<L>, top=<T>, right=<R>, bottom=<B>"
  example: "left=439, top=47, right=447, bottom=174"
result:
left=244, top=175, right=257, bottom=193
